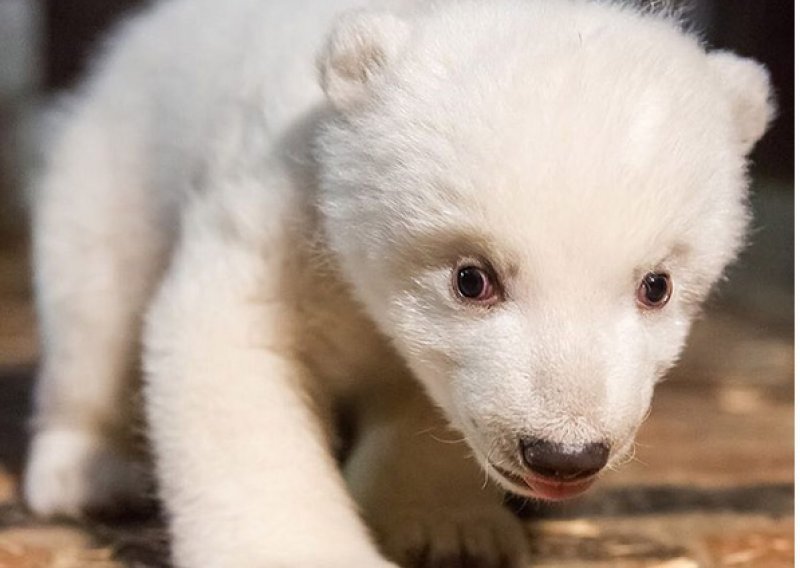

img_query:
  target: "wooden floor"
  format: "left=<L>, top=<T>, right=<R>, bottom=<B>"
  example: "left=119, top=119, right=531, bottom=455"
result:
left=0, top=234, right=793, bottom=567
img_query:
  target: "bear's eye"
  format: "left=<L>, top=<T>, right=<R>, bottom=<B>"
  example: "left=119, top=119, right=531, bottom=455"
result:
left=637, top=272, right=672, bottom=309
left=454, top=265, right=498, bottom=304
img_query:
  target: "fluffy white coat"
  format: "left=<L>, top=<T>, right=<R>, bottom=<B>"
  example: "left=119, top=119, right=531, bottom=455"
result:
left=24, top=0, right=773, bottom=566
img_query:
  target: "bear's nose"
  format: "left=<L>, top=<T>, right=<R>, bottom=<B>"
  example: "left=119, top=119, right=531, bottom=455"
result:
left=519, top=438, right=610, bottom=481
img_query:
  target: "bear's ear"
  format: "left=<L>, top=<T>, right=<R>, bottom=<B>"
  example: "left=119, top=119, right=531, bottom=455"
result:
left=318, top=10, right=410, bottom=110
left=707, top=51, right=776, bottom=154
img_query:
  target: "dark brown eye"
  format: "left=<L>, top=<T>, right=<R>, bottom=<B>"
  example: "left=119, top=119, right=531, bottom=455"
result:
left=454, top=265, right=497, bottom=304
left=637, top=272, right=672, bottom=309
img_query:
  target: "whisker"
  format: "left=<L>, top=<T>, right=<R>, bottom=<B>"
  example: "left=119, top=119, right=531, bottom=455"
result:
left=417, top=427, right=468, bottom=445
left=628, top=442, right=648, bottom=466
left=482, top=438, right=500, bottom=490
left=614, top=441, right=646, bottom=469
left=429, top=433, right=468, bottom=444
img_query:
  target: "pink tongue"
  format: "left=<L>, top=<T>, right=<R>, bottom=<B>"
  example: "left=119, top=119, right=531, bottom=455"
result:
left=522, top=474, right=596, bottom=501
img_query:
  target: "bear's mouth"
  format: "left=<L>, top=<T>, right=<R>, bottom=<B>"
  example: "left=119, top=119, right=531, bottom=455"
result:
left=490, top=463, right=597, bottom=501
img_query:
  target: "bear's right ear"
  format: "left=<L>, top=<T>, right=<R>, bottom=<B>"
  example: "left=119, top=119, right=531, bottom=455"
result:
left=318, top=10, right=410, bottom=110
left=707, top=51, right=776, bottom=154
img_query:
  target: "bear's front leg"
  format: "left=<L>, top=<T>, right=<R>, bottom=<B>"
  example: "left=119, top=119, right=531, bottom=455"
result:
left=143, top=190, right=395, bottom=568
left=346, top=383, right=531, bottom=568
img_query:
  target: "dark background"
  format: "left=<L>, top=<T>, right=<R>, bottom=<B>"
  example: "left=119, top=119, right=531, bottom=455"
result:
left=41, top=0, right=794, bottom=178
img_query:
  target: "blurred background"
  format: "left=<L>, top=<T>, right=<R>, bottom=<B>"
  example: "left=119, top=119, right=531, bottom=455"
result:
left=0, top=1, right=793, bottom=567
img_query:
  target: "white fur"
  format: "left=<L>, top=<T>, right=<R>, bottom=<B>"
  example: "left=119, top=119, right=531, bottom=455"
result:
left=25, top=0, right=772, bottom=566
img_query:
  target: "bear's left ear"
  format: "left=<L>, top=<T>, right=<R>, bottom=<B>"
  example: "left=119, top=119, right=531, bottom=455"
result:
left=318, top=10, right=410, bottom=110
left=707, top=51, right=776, bottom=154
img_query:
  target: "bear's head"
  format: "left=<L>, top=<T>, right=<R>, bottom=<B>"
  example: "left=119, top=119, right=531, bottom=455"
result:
left=315, top=0, right=774, bottom=499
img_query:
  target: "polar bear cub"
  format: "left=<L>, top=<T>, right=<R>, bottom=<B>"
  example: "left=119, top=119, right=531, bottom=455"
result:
left=25, top=0, right=772, bottom=566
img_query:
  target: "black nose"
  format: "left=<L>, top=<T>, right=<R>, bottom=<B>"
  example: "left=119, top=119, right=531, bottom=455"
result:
left=519, top=438, right=610, bottom=481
